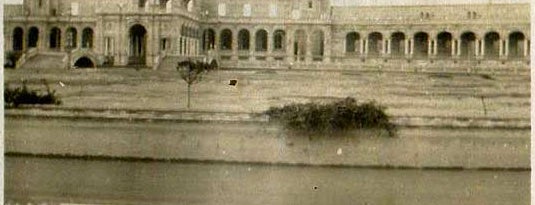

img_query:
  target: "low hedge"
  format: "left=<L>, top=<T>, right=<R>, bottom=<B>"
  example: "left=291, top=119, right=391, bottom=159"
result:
left=265, top=97, right=396, bottom=137
left=5, top=80, right=62, bottom=108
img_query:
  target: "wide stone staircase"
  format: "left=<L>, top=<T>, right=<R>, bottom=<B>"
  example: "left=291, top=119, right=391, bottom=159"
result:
left=19, top=52, right=67, bottom=70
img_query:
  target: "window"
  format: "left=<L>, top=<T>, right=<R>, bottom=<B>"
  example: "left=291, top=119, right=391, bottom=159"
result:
left=308, top=1, right=313, bottom=9
left=160, top=38, right=168, bottom=51
left=218, top=3, right=226, bottom=16
left=139, top=0, right=146, bottom=8
left=269, top=4, right=278, bottom=17
left=71, top=3, right=79, bottom=16
left=159, top=0, right=169, bottom=9
left=38, top=0, right=43, bottom=8
left=51, top=8, right=57, bottom=16
left=243, top=4, right=251, bottom=17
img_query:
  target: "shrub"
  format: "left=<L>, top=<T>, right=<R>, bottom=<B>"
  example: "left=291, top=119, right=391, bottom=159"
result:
left=265, top=97, right=397, bottom=137
left=5, top=80, right=62, bottom=108
left=4, top=51, right=22, bottom=68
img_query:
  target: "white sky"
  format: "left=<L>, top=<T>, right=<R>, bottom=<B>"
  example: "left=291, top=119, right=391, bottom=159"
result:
left=3, top=0, right=531, bottom=5
left=4, top=0, right=23, bottom=4
left=331, top=0, right=529, bottom=6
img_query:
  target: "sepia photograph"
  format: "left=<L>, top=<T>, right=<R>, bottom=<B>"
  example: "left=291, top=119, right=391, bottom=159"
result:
left=2, top=0, right=531, bottom=204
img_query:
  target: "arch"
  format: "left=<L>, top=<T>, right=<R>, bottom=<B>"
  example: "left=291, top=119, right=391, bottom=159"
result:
left=74, top=56, right=95, bottom=68
left=159, top=0, right=169, bottom=9
left=238, top=29, right=250, bottom=50
left=273, top=30, right=286, bottom=51
left=66, top=27, right=78, bottom=49
left=202, top=29, right=216, bottom=50
left=311, top=30, right=324, bottom=60
left=49, top=27, right=61, bottom=49
left=12, top=27, right=24, bottom=51
left=28, top=27, right=39, bottom=48
left=437, top=32, right=453, bottom=57
left=391, top=32, right=405, bottom=57
left=484, top=32, right=500, bottom=58
left=82, top=27, right=94, bottom=48
left=460, top=32, right=476, bottom=58
left=413, top=32, right=429, bottom=57
left=367, top=32, right=383, bottom=56
left=255, top=29, right=268, bottom=52
left=508, top=32, right=526, bottom=58
left=346, top=32, right=360, bottom=53
left=293, top=29, right=307, bottom=60
left=129, top=24, right=147, bottom=65
left=220, top=29, right=233, bottom=50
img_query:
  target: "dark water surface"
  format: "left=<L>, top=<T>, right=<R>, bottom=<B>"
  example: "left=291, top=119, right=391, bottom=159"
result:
left=5, top=156, right=529, bottom=205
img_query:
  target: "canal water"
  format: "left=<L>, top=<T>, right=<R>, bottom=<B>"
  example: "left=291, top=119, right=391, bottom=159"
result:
left=5, top=156, right=529, bottom=205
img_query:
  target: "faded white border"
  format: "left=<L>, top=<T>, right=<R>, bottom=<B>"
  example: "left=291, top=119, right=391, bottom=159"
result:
left=1, top=1, right=5, bottom=204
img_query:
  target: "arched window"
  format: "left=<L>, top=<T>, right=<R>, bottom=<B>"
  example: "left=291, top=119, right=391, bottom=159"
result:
left=346, top=32, right=360, bottom=53
left=28, top=27, right=39, bottom=48
left=391, top=32, right=405, bottom=57
left=82, top=27, right=94, bottom=48
left=238, top=29, right=250, bottom=50
left=255, top=29, right=268, bottom=52
left=460, top=32, right=476, bottom=58
left=202, top=29, right=216, bottom=50
left=484, top=32, right=500, bottom=58
left=12, top=27, right=24, bottom=51
left=437, top=32, right=453, bottom=57
left=273, top=30, right=286, bottom=51
left=413, top=32, right=429, bottom=57
left=311, top=30, right=324, bottom=60
left=367, top=32, right=383, bottom=55
left=220, top=29, right=233, bottom=50
left=508, top=32, right=526, bottom=58
left=49, top=27, right=61, bottom=49
left=66, top=27, right=78, bottom=49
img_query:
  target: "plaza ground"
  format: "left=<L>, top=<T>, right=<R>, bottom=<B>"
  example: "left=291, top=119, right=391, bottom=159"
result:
left=4, top=67, right=530, bottom=119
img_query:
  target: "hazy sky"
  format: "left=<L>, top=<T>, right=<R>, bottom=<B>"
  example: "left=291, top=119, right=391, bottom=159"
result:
left=4, top=0, right=23, bottom=4
left=3, top=0, right=530, bottom=5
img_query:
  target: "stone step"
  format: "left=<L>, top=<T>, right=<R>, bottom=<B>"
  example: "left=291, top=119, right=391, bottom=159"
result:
left=19, top=53, right=67, bottom=70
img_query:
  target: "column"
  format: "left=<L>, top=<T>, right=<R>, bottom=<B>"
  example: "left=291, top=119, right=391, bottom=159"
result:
left=505, top=39, right=509, bottom=57
left=364, top=39, right=368, bottom=55
left=499, top=39, right=504, bottom=57
left=410, top=38, right=414, bottom=56
left=457, top=40, right=461, bottom=56
left=451, top=39, right=456, bottom=56
left=433, top=39, right=438, bottom=56
left=250, top=31, right=255, bottom=61
left=305, top=32, right=312, bottom=62
left=524, top=39, right=529, bottom=57
left=480, top=39, right=485, bottom=57
left=404, top=39, right=410, bottom=56
left=267, top=31, right=273, bottom=61
left=387, top=39, right=392, bottom=55
left=359, top=39, right=365, bottom=55
left=232, top=29, right=238, bottom=60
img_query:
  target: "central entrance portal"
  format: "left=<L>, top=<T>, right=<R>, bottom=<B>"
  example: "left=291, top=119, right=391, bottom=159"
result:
left=129, top=24, right=147, bottom=65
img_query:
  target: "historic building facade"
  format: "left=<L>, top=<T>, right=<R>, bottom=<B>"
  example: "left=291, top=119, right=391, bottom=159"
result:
left=3, top=0, right=530, bottom=70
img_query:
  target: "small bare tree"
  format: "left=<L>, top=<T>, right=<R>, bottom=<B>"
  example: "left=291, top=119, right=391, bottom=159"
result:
left=176, top=60, right=218, bottom=109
